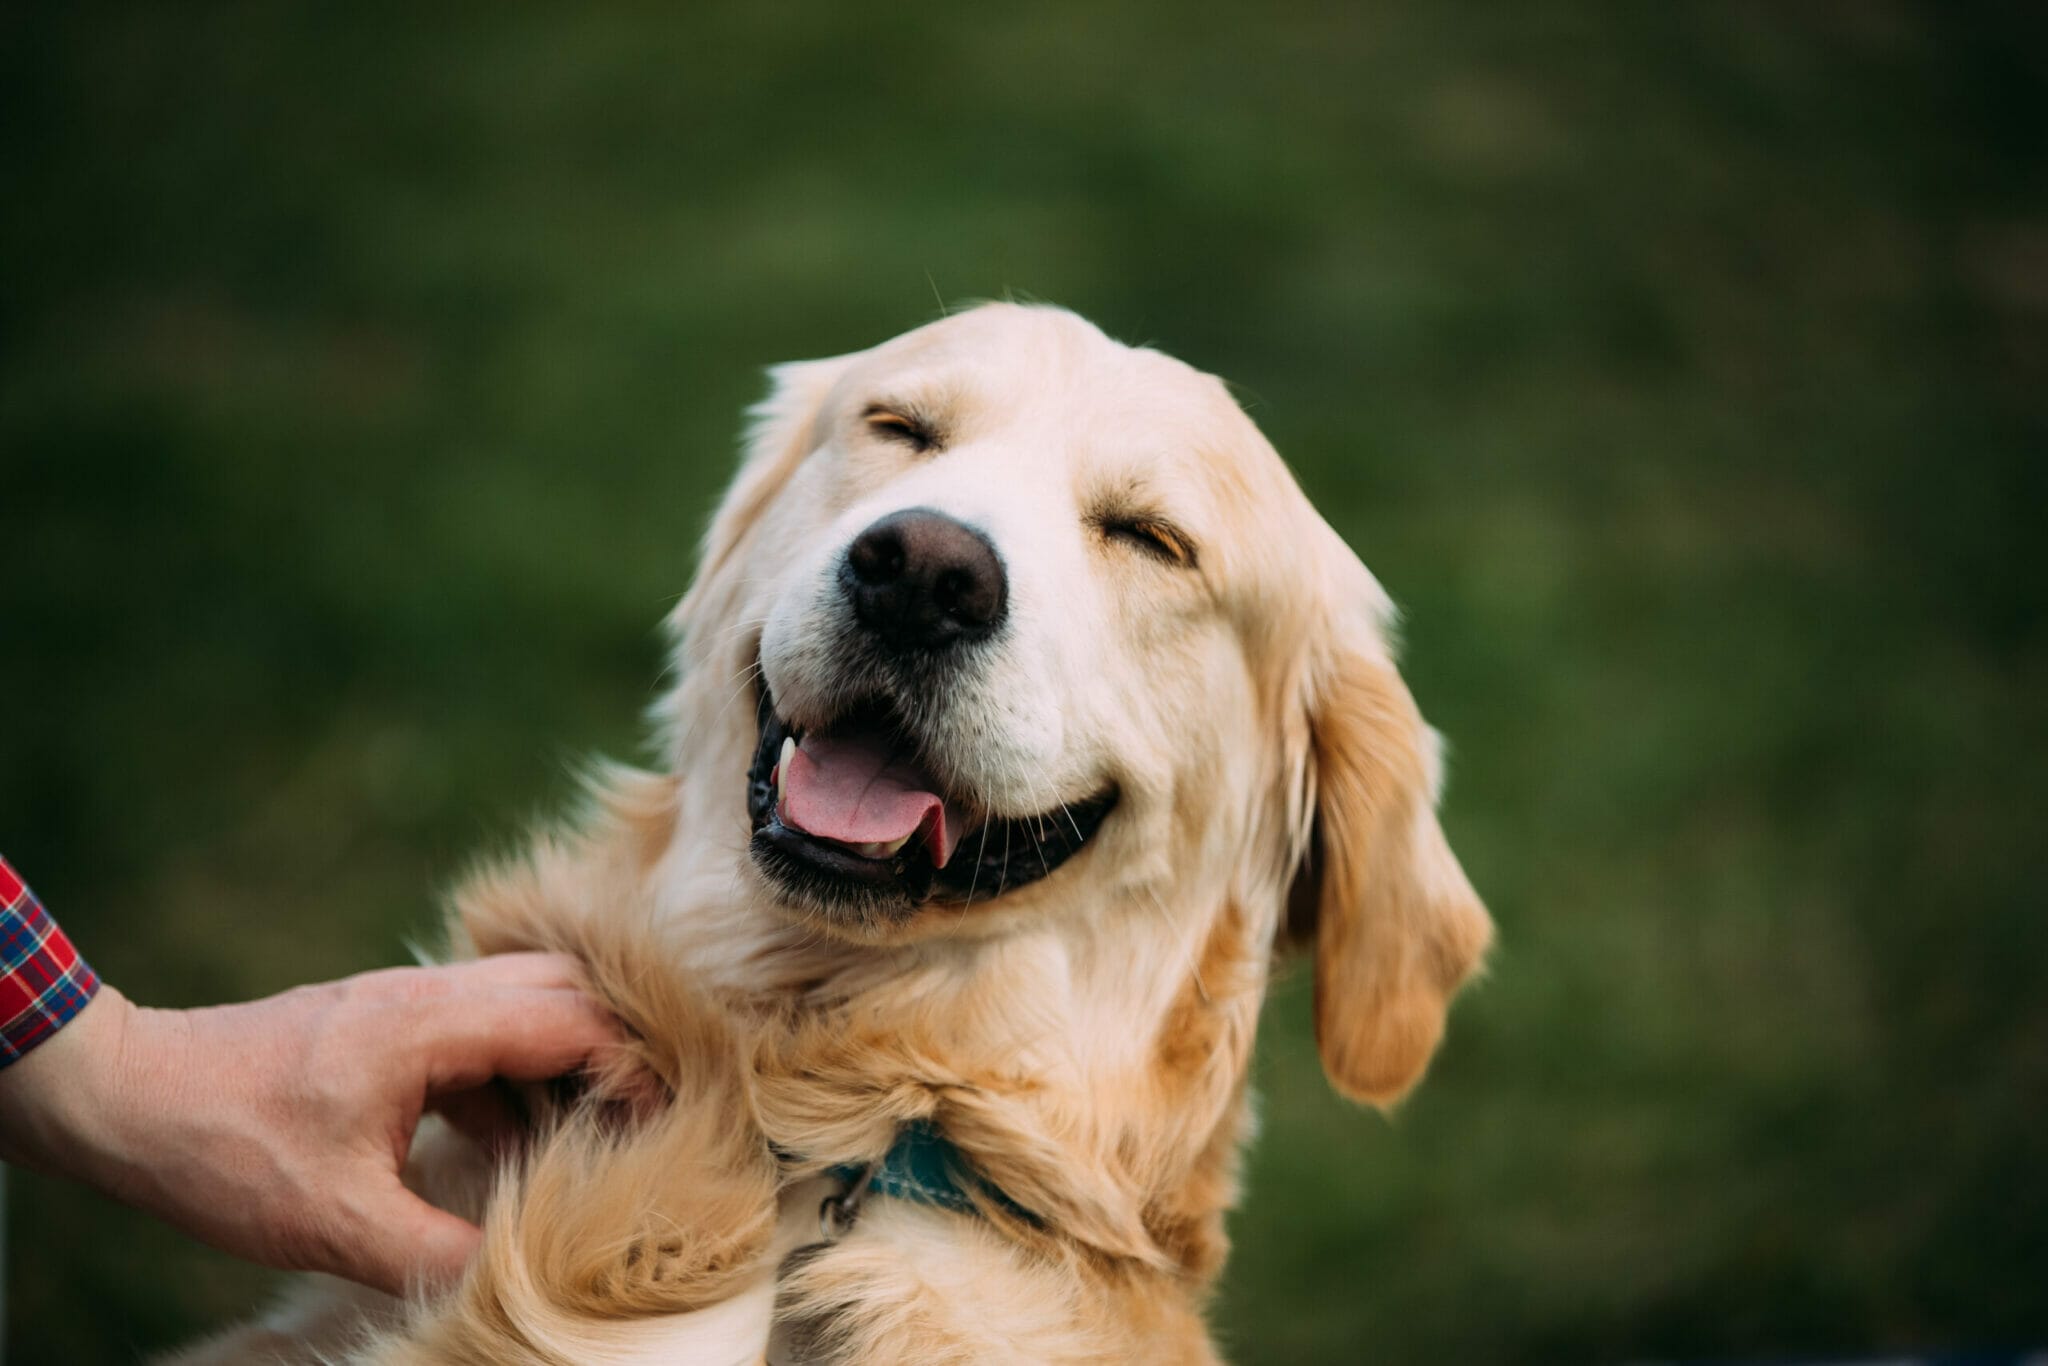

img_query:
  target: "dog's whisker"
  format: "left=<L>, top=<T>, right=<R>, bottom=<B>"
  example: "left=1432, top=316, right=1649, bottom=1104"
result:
left=1055, top=796, right=1086, bottom=846
left=669, top=660, right=766, bottom=756
left=1018, top=757, right=1077, bottom=879
left=707, top=661, right=765, bottom=728
left=962, top=813, right=993, bottom=914
left=1141, top=884, right=1211, bottom=1005
left=710, top=615, right=775, bottom=644
left=1021, top=757, right=1073, bottom=833
left=996, top=822, right=1012, bottom=901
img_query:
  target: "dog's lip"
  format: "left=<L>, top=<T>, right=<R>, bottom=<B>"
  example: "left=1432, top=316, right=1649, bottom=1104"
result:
left=753, top=816, right=909, bottom=887
left=745, top=683, right=1114, bottom=906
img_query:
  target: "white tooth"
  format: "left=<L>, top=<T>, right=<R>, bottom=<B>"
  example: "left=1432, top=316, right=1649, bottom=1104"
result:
left=776, top=737, right=794, bottom=817
left=847, top=835, right=911, bottom=860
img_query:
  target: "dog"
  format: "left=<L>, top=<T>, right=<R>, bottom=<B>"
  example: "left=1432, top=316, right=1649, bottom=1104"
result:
left=173, top=302, right=1491, bottom=1363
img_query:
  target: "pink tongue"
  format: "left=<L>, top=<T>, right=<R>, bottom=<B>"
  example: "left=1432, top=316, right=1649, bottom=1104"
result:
left=780, top=733, right=965, bottom=868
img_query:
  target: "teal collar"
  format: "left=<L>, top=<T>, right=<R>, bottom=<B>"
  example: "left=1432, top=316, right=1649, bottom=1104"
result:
left=824, top=1120, right=1039, bottom=1230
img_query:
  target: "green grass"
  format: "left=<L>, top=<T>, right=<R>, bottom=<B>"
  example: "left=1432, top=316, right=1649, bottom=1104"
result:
left=4, top=4, right=2044, bottom=1361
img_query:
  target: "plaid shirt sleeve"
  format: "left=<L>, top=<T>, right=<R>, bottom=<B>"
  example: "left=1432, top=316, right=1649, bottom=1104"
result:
left=0, top=856, right=102, bottom=1067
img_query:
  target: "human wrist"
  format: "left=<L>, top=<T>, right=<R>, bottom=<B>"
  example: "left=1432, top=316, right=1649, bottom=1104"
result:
left=0, top=985, right=144, bottom=1184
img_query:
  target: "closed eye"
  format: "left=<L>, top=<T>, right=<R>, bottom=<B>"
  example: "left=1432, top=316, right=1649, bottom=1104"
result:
left=863, top=405, right=940, bottom=454
left=1097, top=515, right=1198, bottom=568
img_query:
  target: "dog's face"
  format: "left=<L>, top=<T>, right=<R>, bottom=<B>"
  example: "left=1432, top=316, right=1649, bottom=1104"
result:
left=676, top=304, right=1490, bottom=1104
left=740, top=306, right=1288, bottom=926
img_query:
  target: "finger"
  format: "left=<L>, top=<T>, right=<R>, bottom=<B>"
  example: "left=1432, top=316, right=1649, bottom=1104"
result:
left=434, top=951, right=594, bottom=994
left=343, top=1186, right=484, bottom=1298
left=414, top=985, right=632, bottom=1092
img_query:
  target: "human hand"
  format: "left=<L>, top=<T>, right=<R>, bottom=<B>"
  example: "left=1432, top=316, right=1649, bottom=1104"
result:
left=0, top=954, right=632, bottom=1296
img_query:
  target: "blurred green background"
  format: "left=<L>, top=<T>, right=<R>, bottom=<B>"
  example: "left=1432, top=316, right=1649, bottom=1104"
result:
left=4, top=3, right=2044, bottom=1361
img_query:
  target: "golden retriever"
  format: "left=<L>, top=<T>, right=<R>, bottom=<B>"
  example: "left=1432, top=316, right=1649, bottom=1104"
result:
left=174, top=302, right=1491, bottom=1364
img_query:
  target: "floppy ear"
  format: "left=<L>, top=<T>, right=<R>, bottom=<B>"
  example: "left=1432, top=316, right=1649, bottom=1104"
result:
left=691, top=356, right=855, bottom=600
left=669, top=353, right=859, bottom=653
left=1293, top=597, right=1492, bottom=1107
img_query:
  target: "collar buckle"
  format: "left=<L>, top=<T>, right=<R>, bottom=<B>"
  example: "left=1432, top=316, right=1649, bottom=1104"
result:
left=818, top=1159, right=879, bottom=1241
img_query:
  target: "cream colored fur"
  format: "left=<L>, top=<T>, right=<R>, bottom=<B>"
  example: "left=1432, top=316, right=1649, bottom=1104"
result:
left=171, top=304, right=1490, bottom=1364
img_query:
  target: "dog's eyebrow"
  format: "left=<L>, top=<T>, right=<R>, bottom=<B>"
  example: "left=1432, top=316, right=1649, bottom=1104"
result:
left=865, top=393, right=953, bottom=424
left=861, top=398, right=935, bottom=421
left=1093, top=477, right=1186, bottom=524
left=860, top=399, right=948, bottom=453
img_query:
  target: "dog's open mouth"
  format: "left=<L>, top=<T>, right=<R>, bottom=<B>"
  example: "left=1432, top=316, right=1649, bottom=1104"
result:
left=746, top=687, right=1115, bottom=916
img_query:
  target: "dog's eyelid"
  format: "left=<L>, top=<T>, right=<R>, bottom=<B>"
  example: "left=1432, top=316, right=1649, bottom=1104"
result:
left=1093, top=511, right=1199, bottom=568
left=860, top=402, right=942, bottom=453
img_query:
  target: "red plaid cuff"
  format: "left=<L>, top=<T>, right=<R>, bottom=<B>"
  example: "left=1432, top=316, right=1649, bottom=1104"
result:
left=0, top=856, right=101, bottom=1066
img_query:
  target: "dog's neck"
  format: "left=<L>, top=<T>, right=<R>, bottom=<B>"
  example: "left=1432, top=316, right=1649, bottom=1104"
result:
left=626, top=768, right=1276, bottom=1276
left=517, top=676, right=1287, bottom=1275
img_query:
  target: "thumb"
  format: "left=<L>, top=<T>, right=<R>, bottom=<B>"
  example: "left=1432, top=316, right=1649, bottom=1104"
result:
left=343, top=1183, right=484, bottom=1298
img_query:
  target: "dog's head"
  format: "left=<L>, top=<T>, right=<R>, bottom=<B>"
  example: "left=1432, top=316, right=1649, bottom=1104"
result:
left=671, top=304, right=1489, bottom=1104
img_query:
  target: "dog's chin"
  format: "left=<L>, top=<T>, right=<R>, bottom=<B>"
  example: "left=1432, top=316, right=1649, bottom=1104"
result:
left=746, top=829, right=926, bottom=938
left=745, top=684, right=1115, bottom=937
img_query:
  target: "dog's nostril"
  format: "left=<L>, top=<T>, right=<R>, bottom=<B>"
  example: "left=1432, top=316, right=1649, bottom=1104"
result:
left=932, top=568, right=970, bottom=612
left=842, top=507, right=1008, bottom=650
left=847, top=526, right=907, bottom=586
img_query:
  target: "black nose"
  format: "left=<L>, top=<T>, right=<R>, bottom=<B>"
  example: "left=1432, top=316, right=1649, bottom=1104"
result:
left=842, top=508, right=1008, bottom=651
